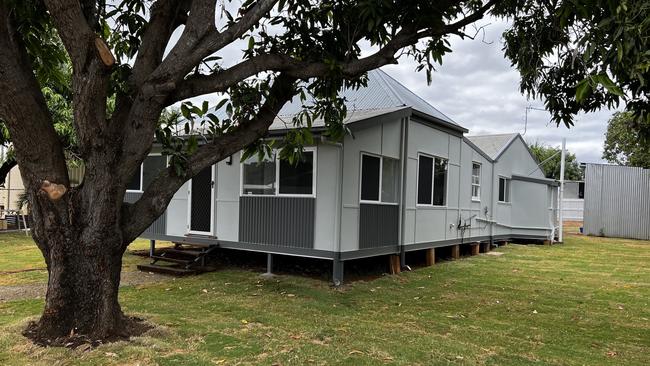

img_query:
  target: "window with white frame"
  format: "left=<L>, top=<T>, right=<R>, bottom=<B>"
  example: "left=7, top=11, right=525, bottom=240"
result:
left=241, top=149, right=315, bottom=196
left=360, top=153, right=399, bottom=204
left=471, top=162, right=481, bottom=200
left=498, top=177, right=511, bottom=202
left=127, top=155, right=168, bottom=192
left=417, top=154, right=448, bottom=206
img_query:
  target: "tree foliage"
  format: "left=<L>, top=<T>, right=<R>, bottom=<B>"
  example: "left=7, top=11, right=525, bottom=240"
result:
left=528, top=141, right=583, bottom=181
left=497, top=0, right=650, bottom=132
left=603, top=111, right=650, bottom=168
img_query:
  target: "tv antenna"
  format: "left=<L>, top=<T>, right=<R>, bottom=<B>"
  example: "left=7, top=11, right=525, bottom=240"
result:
left=523, top=105, right=547, bottom=136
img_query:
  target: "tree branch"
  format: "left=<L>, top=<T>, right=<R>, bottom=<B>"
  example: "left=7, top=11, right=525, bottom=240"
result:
left=0, top=157, right=17, bottom=187
left=132, top=0, right=192, bottom=87
left=43, top=0, right=95, bottom=70
left=0, top=4, right=69, bottom=187
left=168, top=28, right=416, bottom=104
left=146, top=0, right=277, bottom=90
left=121, top=73, right=296, bottom=243
left=442, top=0, right=500, bottom=34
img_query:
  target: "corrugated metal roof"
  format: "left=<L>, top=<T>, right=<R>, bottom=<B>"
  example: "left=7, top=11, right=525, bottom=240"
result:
left=183, top=68, right=461, bottom=134
left=277, top=69, right=459, bottom=127
left=466, top=133, right=519, bottom=160
left=269, top=106, right=409, bottom=131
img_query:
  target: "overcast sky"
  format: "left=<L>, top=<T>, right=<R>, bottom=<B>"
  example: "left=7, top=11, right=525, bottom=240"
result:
left=377, top=18, right=615, bottom=163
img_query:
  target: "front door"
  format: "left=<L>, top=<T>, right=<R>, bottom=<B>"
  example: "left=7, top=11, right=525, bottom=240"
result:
left=187, top=165, right=214, bottom=235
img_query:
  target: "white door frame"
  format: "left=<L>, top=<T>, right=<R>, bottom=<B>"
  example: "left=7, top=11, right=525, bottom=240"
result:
left=187, top=165, right=215, bottom=235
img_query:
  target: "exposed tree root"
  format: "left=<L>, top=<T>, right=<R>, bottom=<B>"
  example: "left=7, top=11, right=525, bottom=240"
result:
left=22, top=315, right=152, bottom=349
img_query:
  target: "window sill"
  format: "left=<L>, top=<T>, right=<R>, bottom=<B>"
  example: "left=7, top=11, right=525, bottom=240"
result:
left=497, top=201, right=511, bottom=205
left=416, top=205, right=448, bottom=210
left=360, top=201, right=399, bottom=206
left=471, top=198, right=481, bottom=202
left=126, top=190, right=144, bottom=193
left=241, top=194, right=315, bottom=198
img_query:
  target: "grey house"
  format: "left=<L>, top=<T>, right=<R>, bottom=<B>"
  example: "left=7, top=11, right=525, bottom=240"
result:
left=130, top=70, right=559, bottom=283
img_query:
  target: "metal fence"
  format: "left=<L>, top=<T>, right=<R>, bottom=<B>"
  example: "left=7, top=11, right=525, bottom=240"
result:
left=583, top=164, right=650, bottom=240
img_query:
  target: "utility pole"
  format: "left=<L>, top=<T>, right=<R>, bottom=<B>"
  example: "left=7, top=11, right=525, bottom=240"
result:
left=558, top=138, right=566, bottom=243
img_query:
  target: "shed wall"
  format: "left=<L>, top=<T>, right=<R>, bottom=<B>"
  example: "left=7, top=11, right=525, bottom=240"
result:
left=584, top=164, right=650, bottom=240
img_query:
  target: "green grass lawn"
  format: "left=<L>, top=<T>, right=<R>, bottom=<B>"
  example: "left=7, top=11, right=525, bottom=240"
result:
left=0, top=233, right=648, bottom=365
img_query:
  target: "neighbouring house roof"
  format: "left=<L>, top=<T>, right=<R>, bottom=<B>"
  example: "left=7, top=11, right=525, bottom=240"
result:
left=466, top=133, right=519, bottom=160
left=269, top=68, right=464, bottom=132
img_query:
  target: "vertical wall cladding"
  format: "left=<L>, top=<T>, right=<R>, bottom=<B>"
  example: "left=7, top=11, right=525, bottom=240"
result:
left=359, top=204, right=399, bottom=248
left=239, top=196, right=315, bottom=248
left=584, top=164, right=650, bottom=240
left=124, top=192, right=166, bottom=236
left=340, top=119, right=402, bottom=252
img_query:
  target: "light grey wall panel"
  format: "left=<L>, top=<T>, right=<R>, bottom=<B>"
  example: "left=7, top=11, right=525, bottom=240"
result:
left=381, top=120, right=402, bottom=159
left=584, top=164, right=650, bottom=240
left=124, top=191, right=166, bottom=236
left=340, top=208, right=359, bottom=251
left=314, top=144, right=340, bottom=251
left=447, top=163, right=460, bottom=212
left=216, top=152, right=240, bottom=241
left=448, top=135, right=461, bottom=165
left=407, top=121, right=449, bottom=159
left=359, top=203, right=399, bottom=248
left=414, top=208, right=447, bottom=243
left=166, top=181, right=188, bottom=236
left=511, top=180, right=550, bottom=228
left=239, top=196, right=315, bottom=248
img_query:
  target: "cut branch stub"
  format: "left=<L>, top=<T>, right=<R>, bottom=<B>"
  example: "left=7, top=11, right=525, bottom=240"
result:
left=40, top=180, right=67, bottom=201
left=94, top=37, right=115, bottom=67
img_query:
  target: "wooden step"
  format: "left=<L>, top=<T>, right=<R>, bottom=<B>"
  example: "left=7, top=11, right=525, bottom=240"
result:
left=137, top=263, right=197, bottom=276
left=151, top=255, right=193, bottom=265
left=164, top=248, right=205, bottom=257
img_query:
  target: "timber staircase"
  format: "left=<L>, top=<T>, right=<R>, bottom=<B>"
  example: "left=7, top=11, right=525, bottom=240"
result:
left=137, top=243, right=219, bottom=276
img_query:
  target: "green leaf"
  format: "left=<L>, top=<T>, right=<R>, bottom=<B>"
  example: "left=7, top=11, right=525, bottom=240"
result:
left=180, top=104, right=191, bottom=120
left=575, top=78, right=592, bottom=102
left=595, top=74, right=624, bottom=97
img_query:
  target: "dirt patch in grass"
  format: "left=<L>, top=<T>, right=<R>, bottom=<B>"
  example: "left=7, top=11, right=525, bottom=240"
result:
left=0, top=271, right=167, bottom=302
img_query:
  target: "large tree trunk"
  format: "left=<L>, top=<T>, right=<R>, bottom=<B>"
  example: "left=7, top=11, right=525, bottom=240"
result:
left=23, top=170, right=149, bottom=345
left=28, top=236, right=127, bottom=342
